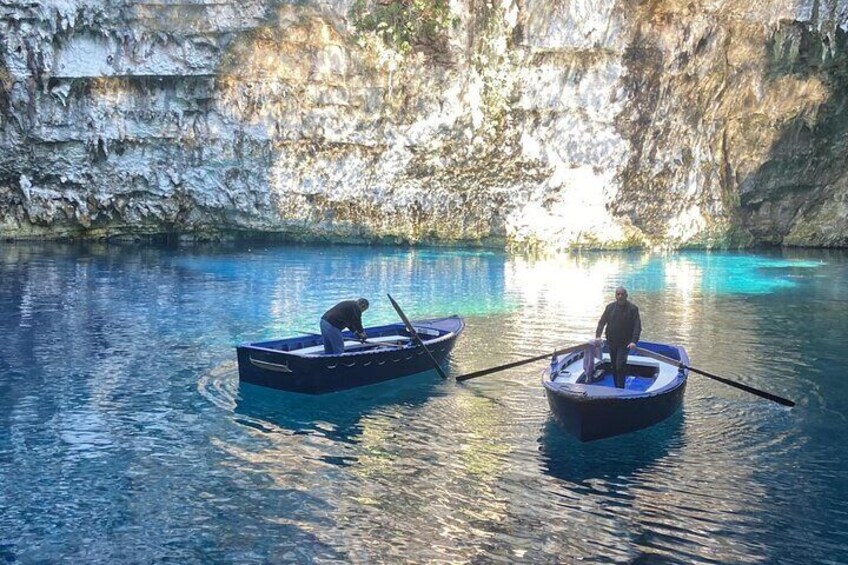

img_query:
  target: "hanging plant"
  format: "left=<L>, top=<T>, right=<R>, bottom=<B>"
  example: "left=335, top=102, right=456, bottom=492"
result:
left=349, top=0, right=454, bottom=55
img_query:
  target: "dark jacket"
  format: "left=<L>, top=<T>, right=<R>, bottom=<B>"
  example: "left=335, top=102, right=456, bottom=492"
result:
left=322, top=300, right=365, bottom=333
left=596, top=300, right=641, bottom=345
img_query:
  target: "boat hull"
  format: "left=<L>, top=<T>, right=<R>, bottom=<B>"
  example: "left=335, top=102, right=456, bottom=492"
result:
left=236, top=316, right=464, bottom=394
left=543, top=341, right=688, bottom=441
left=544, top=378, right=687, bottom=442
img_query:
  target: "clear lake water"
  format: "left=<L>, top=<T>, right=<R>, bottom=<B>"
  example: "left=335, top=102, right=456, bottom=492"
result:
left=1, top=242, right=846, bottom=563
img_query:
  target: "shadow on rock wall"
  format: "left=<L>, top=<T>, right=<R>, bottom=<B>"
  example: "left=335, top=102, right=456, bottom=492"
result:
left=739, top=23, right=848, bottom=246
left=0, top=48, right=9, bottom=115
left=610, top=4, right=847, bottom=249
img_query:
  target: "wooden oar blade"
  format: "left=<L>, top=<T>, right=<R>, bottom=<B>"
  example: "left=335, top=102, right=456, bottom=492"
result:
left=387, top=294, right=416, bottom=334
left=634, top=347, right=795, bottom=408
left=456, top=343, right=588, bottom=383
left=386, top=293, right=449, bottom=379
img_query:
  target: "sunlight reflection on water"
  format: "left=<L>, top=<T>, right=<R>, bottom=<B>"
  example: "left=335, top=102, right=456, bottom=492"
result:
left=1, top=243, right=846, bottom=563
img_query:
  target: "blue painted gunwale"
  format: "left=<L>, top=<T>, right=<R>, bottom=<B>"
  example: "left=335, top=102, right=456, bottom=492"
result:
left=542, top=340, right=689, bottom=442
left=236, top=316, right=464, bottom=394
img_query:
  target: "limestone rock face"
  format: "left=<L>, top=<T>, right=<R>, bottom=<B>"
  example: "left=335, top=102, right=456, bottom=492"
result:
left=1, top=0, right=847, bottom=248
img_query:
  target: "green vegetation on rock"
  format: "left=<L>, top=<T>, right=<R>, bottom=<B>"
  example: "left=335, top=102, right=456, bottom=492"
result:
left=349, top=0, right=454, bottom=55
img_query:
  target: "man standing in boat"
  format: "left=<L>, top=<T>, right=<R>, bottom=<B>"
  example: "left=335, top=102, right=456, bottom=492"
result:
left=595, top=286, right=642, bottom=388
left=320, top=298, right=370, bottom=354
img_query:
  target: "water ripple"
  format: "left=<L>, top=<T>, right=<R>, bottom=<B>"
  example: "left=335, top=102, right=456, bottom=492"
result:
left=1, top=244, right=847, bottom=562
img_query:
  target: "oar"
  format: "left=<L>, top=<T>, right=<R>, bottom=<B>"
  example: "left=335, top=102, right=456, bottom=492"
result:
left=357, top=339, right=407, bottom=350
left=386, top=293, right=449, bottom=379
left=634, top=347, right=795, bottom=407
left=456, top=342, right=588, bottom=382
left=296, top=329, right=406, bottom=349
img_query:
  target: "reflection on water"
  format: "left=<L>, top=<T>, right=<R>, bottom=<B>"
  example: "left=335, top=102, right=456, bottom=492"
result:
left=537, top=414, right=684, bottom=483
left=232, top=374, right=441, bottom=446
left=1, top=242, right=847, bottom=563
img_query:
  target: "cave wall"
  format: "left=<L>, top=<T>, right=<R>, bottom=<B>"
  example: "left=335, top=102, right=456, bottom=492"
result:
left=1, top=0, right=846, bottom=248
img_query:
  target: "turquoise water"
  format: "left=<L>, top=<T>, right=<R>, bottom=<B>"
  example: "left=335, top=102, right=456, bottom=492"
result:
left=1, top=243, right=846, bottom=563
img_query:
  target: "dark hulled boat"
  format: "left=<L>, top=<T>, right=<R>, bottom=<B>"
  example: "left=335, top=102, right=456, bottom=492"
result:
left=236, top=316, right=464, bottom=394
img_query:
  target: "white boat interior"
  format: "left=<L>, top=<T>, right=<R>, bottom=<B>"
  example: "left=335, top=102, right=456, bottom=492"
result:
left=293, top=335, right=414, bottom=356
left=547, top=349, right=683, bottom=397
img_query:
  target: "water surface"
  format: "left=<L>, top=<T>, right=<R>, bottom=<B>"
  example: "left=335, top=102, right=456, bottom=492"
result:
left=1, top=243, right=846, bottom=563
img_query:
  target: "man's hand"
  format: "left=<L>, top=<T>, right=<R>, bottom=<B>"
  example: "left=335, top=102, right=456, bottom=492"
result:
left=627, top=342, right=637, bottom=351
left=357, top=331, right=368, bottom=343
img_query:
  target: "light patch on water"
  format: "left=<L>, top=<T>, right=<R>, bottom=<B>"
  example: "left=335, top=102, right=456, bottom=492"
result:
left=618, top=254, right=824, bottom=297
left=503, top=254, right=624, bottom=346
left=661, top=258, right=704, bottom=343
left=756, top=260, right=826, bottom=269
left=18, top=285, right=32, bottom=328
left=59, top=409, right=115, bottom=456
left=687, top=255, right=823, bottom=295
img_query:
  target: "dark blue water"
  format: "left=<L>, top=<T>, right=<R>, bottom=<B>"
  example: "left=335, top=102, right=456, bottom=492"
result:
left=1, top=242, right=846, bottom=563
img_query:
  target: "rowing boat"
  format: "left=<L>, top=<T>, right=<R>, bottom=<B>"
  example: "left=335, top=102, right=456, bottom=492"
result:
left=542, top=340, right=689, bottom=441
left=236, top=315, right=464, bottom=394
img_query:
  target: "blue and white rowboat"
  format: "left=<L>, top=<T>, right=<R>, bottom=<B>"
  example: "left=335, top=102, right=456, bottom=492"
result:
left=542, top=340, right=689, bottom=441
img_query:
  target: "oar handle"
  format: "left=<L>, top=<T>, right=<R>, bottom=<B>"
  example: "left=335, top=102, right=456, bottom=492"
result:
left=634, top=347, right=795, bottom=408
left=456, top=342, right=589, bottom=382
left=361, top=339, right=407, bottom=349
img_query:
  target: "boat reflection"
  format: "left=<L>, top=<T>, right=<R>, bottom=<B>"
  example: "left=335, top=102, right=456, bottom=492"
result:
left=234, top=371, right=442, bottom=446
left=537, top=410, right=685, bottom=483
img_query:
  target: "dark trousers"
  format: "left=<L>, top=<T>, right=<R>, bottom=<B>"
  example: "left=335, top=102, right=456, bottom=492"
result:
left=609, top=342, right=630, bottom=388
